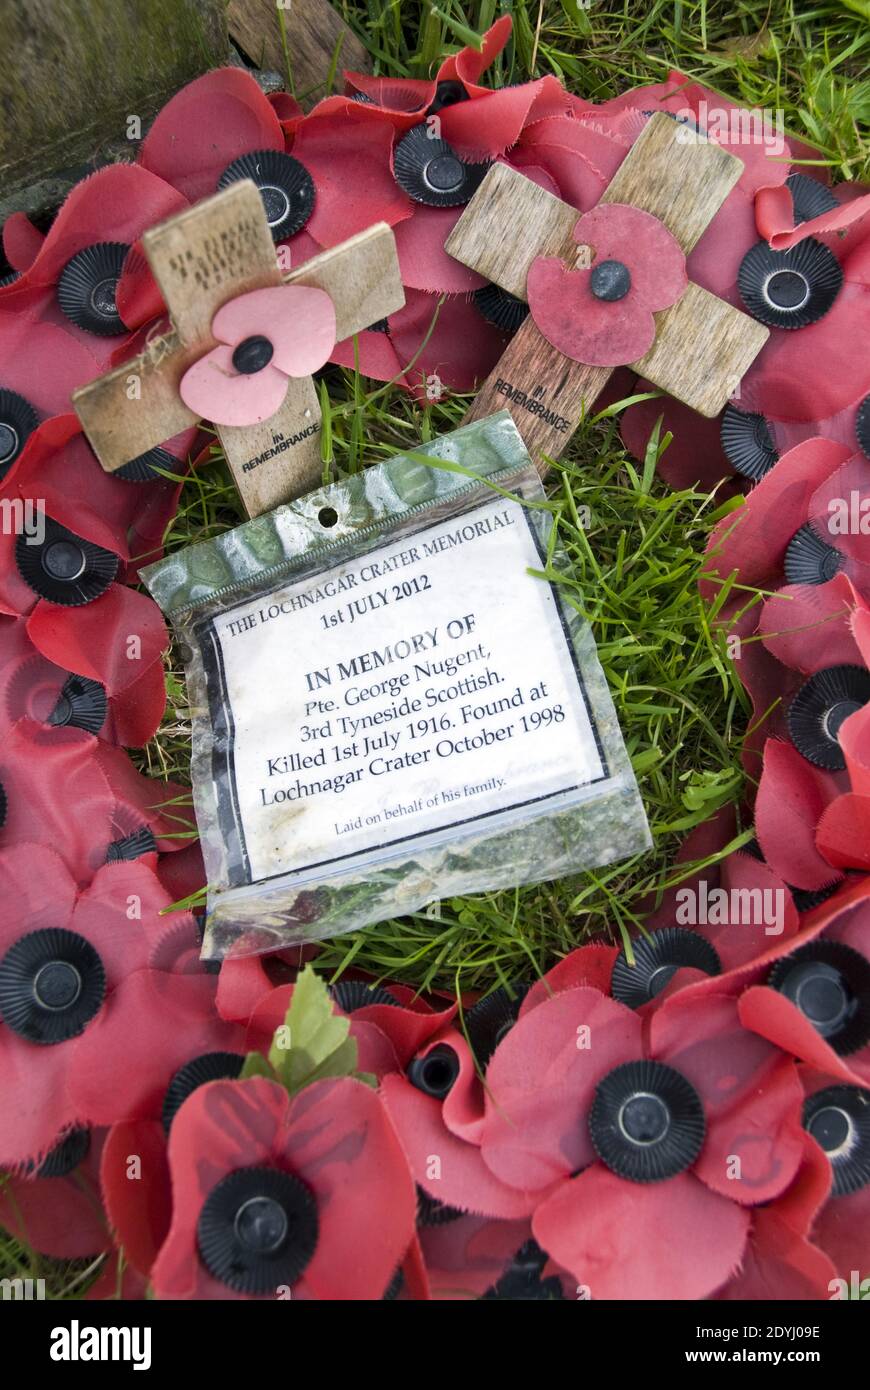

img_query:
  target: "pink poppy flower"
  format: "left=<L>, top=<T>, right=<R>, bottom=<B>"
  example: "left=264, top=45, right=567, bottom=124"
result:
left=150, top=1075, right=416, bottom=1299
left=527, top=203, right=687, bottom=367
left=179, top=286, right=336, bottom=427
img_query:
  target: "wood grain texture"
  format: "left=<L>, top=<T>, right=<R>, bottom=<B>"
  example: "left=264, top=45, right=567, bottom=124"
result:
left=0, top=0, right=226, bottom=194
left=452, top=112, right=767, bottom=460
left=283, top=222, right=405, bottom=338
left=72, top=332, right=200, bottom=474
left=74, top=190, right=405, bottom=515
left=634, top=283, right=768, bottom=417
left=446, top=115, right=744, bottom=295
left=444, top=163, right=578, bottom=300
left=461, top=317, right=612, bottom=472
left=228, top=0, right=370, bottom=106
left=597, top=113, right=742, bottom=253
left=143, top=180, right=282, bottom=347
left=221, top=374, right=322, bottom=516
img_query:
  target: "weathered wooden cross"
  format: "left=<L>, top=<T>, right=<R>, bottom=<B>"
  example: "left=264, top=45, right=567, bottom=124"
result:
left=445, top=113, right=770, bottom=471
left=73, top=180, right=405, bottom=516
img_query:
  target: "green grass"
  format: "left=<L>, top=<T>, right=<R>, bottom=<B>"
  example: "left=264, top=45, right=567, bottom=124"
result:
left=139, top=0, right=869, bottom=996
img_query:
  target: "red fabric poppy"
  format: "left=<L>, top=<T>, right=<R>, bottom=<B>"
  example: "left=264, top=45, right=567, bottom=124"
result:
left=478, top=986, right=804, bottom=1299
left=0, top=311, right=102, bottom=416
left=702, top=437, right=856, bottom=618
left=716, top=1127, right=838, bottom=1299
left=756, top=182, right=870, bottom=253
left=0, top=612, right=158, bottom=749
left=138, top=67, right=285, bottom=203
left=0, top=843, right=173, bottom=1166
left=596, top=73, right=795, bottom=197
left=69, top=969, right=256, bottom=1127
left=321, top=16, right=558, bottom=162
left=738, top=877, right=870, bottom=1090
left=381, top=1028, right=538, bottom=1220
left=151, top=1075, right=416, bottom=1299
left=0, top=1127, right=110, bottom=1260
left=329, top=288, right=509, bottom=399
left=0, top=165, right=188, bottom=376
left=528, top=204, right=687, bottom=367
left=0, top=720, right=192, bottom=881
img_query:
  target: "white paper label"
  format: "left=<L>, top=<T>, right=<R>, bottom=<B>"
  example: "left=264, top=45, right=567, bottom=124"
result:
left=200, top=496, right=609, bottom=886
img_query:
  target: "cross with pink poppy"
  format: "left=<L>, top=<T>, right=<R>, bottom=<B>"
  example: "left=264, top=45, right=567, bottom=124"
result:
left=72, top=180, right=405, bottom=517
left=445, top=113, right=771, bottom=470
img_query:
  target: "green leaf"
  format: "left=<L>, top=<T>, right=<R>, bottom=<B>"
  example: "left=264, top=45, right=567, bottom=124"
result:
left=268, top=964, right=358, bottom=1096
left=240, top=1051, right=274, bottom=1082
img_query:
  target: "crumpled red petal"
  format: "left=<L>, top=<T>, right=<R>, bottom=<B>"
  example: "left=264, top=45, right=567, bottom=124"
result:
left=533, top=1164, right=750, bottom=1300
left=138, top=67, right=284, bottom=202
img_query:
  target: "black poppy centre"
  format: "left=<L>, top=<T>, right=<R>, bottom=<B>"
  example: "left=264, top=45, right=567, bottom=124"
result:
left=611, top=928, right=721, bottom=1010
left=590, top=259, right=631, bottom=302
left=407, top=1042, right=460, bottom=1098
left=197, top=1165, right=319, bottom=1294
left=589, top=1059, right=706, bottom=1182
left=232, top=335, right=274, bottom=375
left=803, top=1085, right=870, bottom=1196
left=769, top=941, right=870, bottom=1055
left=0, top=928, right=106, bottom=1045
left=393, top=126, right=491, bottom=208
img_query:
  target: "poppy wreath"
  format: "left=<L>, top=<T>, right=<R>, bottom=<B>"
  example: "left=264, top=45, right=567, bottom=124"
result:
left=0, top=13, right=869, bottom=1301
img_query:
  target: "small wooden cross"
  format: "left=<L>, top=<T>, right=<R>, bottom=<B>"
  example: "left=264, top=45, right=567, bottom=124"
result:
left=445, top=113, right=770, bottom=470
left=73, top=180, right=405, bottom=517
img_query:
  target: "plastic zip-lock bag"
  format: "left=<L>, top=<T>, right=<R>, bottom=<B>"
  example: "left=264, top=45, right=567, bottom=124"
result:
left=143, top=412, right=650, bottom=957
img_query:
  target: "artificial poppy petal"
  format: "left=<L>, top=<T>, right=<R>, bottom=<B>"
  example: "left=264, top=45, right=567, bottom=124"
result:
left=153, top=1076, right=416, bottom=1301
left=26, top=581, right=167, bottom=696
left=394, top=204, right=487, bottom=293
left=138, top=67, right=285, bottom=202
left=0, top=1129, right=109, bottom=1258
left=0, top=1025, right=85, bottom=1168
left=481, top=988, right=643, bottom=1191
left=291, top=117, right=413, bottom=247
left=760, top=582, right=862, bottom=674
left=212, top=285, right=337, bottom=378
left=520, top=945, right=619, bottom=1015
left=533, top=1165, right=750, bottom=1301
left=739, top=985, right=866, bottom=1088
left=100, top=1119, right=173, bottom=1277
left=755, top=740, right=843, bottom=892
left=380, top=1072, right=537, bottom=1220
left=651, top=992, right=805, bottom=1204
left=180, top=346, right=289, bottom=426
left=817, top=793, right=870, bottom=870
left=70, top=970, right=247, bottom=1126
left=420, top=1214, right=534, bottom=1300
